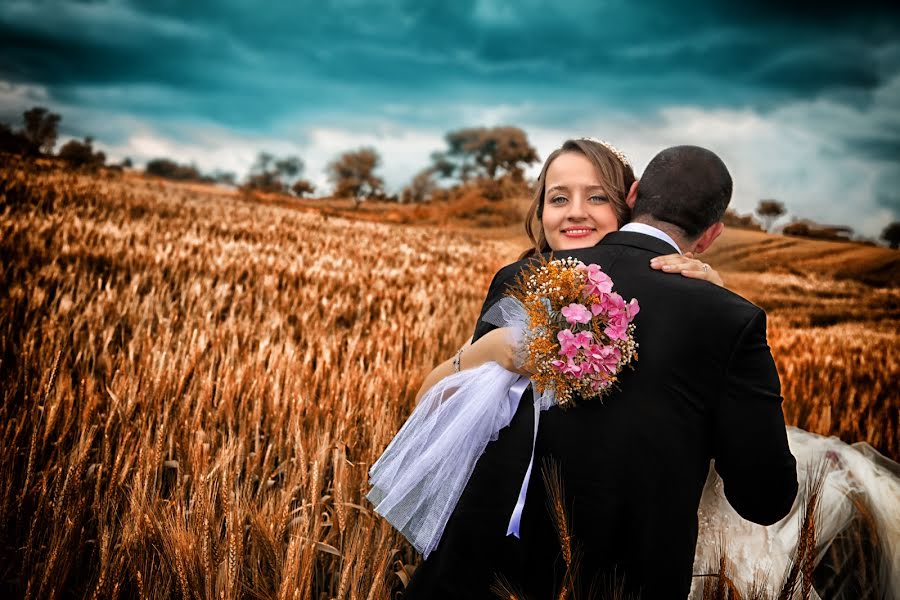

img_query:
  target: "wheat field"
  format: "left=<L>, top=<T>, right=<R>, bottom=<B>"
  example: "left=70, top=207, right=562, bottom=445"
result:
left=1, top=158, right=897, bottom=598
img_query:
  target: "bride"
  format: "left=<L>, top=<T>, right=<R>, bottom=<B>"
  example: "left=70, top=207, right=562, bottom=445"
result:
left=370, top=138, right=899, bottom=599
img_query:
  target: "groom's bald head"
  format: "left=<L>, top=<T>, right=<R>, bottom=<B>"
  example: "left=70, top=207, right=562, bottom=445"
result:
left=632, top=145, right=732, bottom=240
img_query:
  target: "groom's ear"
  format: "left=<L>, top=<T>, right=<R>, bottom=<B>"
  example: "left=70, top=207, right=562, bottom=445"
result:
left=693, top=222, right=724, bottom=254
left=625, top=180, right=639, bottom=210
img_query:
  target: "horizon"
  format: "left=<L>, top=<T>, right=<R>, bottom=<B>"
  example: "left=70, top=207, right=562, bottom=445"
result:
left=1, top=0, right=898, bottom=237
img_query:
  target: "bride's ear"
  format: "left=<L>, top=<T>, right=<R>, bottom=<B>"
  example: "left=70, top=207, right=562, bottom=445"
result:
left=694, top=222, right=724, bottom=254
left=625, top=180, right=639, bottom=210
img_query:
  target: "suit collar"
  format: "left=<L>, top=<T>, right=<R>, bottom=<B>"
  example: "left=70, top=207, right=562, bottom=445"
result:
left=599, top=230, right=681, bottom=256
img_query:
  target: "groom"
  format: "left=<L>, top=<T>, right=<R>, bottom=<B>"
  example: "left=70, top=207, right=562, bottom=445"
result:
left=474, top=146, right=797, bottom=598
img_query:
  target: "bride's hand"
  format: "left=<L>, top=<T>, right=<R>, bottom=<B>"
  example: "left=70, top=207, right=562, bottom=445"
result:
left=649, top=252, right=725, bottom=287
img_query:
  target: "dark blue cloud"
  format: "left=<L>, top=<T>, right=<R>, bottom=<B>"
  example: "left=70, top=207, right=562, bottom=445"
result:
left=2, top=0, right=897, bottom=130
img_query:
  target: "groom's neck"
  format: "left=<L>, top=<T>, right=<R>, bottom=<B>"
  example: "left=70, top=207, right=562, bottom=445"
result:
left=629, top=216, right=694, bottom=253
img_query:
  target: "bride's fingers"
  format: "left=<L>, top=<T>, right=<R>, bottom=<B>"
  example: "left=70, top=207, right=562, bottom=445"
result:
left=650, top=256, right=699, bottom=272
left=681, top=267, right=724, bottom=286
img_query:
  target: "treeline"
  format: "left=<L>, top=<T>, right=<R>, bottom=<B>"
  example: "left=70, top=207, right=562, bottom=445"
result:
left=726, top=199, right=899, bottom=248
left=232, top=125, right=539, bottom=207
left=0, top=107, right=539, bottom=208
left=2, top=106, right=896, bottom=246
left=1, top=107, right=109, bottom=170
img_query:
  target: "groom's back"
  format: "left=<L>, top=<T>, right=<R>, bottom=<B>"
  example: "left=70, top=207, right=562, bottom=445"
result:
left=480, top=232, right=797, bottom=599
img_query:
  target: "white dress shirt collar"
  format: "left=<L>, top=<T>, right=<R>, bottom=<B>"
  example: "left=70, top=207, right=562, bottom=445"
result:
left=618, top=222, right=682, bottom=254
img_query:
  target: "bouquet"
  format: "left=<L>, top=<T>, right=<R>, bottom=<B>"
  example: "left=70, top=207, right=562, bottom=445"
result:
left=496, top=255, right=640, bottom=407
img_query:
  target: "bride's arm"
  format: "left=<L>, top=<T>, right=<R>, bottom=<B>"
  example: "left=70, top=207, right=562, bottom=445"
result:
left=650, top=252, right=725, bottom=287
left=414, top=328, right=526, bottom=404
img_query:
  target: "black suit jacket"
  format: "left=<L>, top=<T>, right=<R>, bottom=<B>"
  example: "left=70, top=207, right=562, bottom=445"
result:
left=471, top=231, right=798, bottom=599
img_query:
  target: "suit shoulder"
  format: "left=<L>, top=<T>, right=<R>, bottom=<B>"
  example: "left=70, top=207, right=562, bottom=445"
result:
left=653, top=273, right=765, bottom=326
left=489, top=254, right=550, bottom=289
left=701, top=281, right=767, bottom=333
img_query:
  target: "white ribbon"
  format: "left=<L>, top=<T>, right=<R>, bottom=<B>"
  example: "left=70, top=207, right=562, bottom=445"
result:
left=505, top=374, right=539, bottom=538
left=482, top=297, right=560, bottom=539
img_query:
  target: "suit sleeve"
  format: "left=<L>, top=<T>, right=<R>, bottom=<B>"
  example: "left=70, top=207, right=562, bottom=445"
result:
left=713, top=309, right=798, bottom=525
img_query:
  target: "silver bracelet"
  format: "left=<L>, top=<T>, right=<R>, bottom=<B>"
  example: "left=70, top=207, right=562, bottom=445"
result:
left=453, top=348, right=464, bottom=372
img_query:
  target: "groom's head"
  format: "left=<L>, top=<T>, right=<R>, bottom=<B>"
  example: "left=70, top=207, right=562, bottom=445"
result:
left=625, top=145, right=732, bottom=254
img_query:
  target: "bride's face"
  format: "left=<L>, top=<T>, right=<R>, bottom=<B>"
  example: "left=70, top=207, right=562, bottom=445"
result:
left=541, top=152, right=619, bottom=252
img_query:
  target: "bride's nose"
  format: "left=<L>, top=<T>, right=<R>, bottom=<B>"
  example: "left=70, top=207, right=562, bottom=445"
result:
left=565, top=196, right=589, bottom=220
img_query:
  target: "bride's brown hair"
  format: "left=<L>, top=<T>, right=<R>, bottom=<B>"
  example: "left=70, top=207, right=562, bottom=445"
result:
left=519, top=139, right=636, bottom=260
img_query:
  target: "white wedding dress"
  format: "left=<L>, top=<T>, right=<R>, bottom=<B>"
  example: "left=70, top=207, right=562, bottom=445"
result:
left=690, top=427, right=900, bottom=598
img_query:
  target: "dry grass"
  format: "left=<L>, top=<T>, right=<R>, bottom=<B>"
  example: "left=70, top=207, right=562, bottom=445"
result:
left=1, top=156, right=897, bottom=597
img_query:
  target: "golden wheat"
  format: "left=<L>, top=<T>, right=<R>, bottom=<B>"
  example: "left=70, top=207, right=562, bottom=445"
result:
left=0, top=157, right=897, bottom=598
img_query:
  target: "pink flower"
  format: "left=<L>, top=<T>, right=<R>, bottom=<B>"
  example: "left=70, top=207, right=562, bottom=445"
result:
left=605, top=321, right=628, bottom=341
left=561, top=303, right=592, bottom=325
left=602, top=292, right=625, bottom=315
left=590, top=377, right=612, bottom=392
left=590, top=302, right=604, bottom=316
left=558, top=329, right=576, bottom=345
left=574, top=330, right=594, bottom=348
left=561, top=359, right=584, bottom=378
left=557, top=329, right=579, bottom=358
left=604, top=345, right=622, bottom=370
left=581, top=264, right=613, bottom=298
left=625, top=298, right=640, bottom=321
left=586, top=343, right=621, bottom=373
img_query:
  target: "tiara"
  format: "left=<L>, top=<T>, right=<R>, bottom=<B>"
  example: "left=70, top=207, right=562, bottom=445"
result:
left=576, top=137, right=631, bottom=169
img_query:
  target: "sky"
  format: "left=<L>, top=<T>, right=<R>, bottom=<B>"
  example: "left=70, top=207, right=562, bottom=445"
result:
left=1, top=0, right=898, bottom=237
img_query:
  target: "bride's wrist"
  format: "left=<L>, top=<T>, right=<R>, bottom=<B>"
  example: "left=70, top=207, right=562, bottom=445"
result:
left=453, top=347, right=464, bottom=372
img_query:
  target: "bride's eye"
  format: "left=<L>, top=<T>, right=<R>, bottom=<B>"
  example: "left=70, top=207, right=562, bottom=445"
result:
left=589, top=195, right=608, bottom=203
left=549, top=195, right=567, bottom=205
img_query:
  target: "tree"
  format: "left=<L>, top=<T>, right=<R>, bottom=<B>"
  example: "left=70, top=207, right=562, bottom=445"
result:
left=0, top=123, right=31, bottom=155
left=211, top=170, right=237, bottom=186
left=326, top=147, right=385, bottom=207
left=756, top=199, right=786, bottom=232
left=400, top=167, right=437, bottom=203
left=22, top=107, right=61, bottom=154
left=722, top=208, right=762, bottom=231
left=882, top=222, right=900, bottom=249
left=145, top=158, right=203, bottom=181
left=431, top=126, right=539, bottom=183
left=0, top=107, right=61, bottom=156
left=275, top=157, right=302, bottom=179
left=58, top=137, right=106, bottom=170
left=291, top=179, right=316, bottom=198
left=244, top=152, right=304, bottom=193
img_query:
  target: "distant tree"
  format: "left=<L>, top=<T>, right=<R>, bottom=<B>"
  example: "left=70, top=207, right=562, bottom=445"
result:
left=756, top=199, right=786, bottom=232
left=58, top=137, right=106, bottom=170
left=145, top=158, right=203, bottom=181
left=211, top=170, right=237, bottom=186
left=244, top=152, right=304, bottom=193
left=22, top=106, right=61, bottom=154
left=291, top=179, right=316, bottom=198
left=401, top=167, right=438, bottom=203
left=275, top=157, right=302, bottom=179
left=882, top=222, right=900, bottom=249
left=0, top=123, right=31, bottom=155
left=722, top=208, right=762, bottom=231
left=326, top=147, right=385, bottom=208
left=782, top=219, right=853, bottom=242
left=431, top=126, right=539, bottom=183
left=120, top=157, right=133, bottom=168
